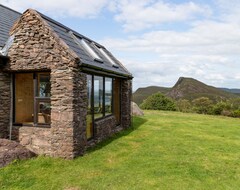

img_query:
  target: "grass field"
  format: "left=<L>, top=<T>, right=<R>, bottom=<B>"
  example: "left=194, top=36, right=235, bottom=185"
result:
left=0, top=111, right=240, bottom=190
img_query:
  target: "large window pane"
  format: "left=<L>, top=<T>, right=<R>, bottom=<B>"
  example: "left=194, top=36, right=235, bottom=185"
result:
left=87, top=75, right=93, bottom=139
left=37, top=101, right=51, bottom=124
left=39, top=74, right=51, bottom=97
left=94, top=76, right=103, bottom=119
left=105, top=77, right=112, bottom=115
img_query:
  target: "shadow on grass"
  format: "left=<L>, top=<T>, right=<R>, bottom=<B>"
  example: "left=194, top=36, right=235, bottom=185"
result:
left=87, top=116, right=148, bottom=153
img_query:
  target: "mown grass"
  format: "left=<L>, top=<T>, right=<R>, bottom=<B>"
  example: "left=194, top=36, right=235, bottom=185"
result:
left=0, top=111, right=240, bottom=190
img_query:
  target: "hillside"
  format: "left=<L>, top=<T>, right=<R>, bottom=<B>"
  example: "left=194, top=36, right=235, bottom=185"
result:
left=219, top=88, right=240, bottom=95
left=133, top=77, right=240, bottom=105
left=167, top=77, right=239, bottom=101
left=133, top=86, right=171, bottom=105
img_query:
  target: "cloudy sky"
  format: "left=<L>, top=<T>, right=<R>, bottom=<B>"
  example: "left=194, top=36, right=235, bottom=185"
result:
left=1, top=0, right=240, bottom=91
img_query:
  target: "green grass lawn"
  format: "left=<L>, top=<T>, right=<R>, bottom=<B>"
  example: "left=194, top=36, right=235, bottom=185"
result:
left=1, top=111, right=240, bottom=190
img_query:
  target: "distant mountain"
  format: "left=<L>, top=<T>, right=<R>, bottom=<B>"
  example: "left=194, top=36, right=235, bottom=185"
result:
left=167, top=77, right=239, bottom=101
left=218, top=88, right=240, bottom=94
left=133, top=86, right=171, bottom=105
left=133, top=77, right=239, bottom=105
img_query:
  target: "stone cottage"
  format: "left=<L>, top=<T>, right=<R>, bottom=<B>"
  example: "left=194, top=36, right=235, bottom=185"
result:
left=0, top=5, right=133, bottom=158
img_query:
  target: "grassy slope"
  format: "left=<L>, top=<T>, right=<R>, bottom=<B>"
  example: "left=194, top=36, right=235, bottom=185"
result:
left=1, top=111, right=240, bottom=190
left=133, top=86, right=171, bottom=105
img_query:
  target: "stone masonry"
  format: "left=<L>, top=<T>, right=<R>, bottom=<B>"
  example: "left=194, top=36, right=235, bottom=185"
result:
left=5, top=9, right=84, bottom=158
left=0, top=70, right=10, bottom=138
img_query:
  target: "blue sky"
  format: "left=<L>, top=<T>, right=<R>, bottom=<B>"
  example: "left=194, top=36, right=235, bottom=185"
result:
left=2, top=0, right=240, bottom=91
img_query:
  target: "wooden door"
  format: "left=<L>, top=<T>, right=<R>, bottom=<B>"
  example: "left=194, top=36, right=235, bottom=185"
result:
left=15, top=73, right=34, bottom=123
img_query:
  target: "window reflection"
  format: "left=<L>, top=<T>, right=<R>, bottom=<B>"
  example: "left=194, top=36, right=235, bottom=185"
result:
left=87, top=75, right=93, bottom=139
left=37, top=101, right=51, bottom=124
left=105, top=77, right=112, bottom=115
left=39, top=74, right=51, bottom=97
left=94, top=76, right=103, bottom=119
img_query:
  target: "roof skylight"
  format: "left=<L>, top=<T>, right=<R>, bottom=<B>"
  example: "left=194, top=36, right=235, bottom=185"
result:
left=68, top=31, right=103, bottom=63
left=0, top=35, right=14, bottom=56
left=79, top=39, right=103, bottom=63
left=98, top=48, right=119, bottom=68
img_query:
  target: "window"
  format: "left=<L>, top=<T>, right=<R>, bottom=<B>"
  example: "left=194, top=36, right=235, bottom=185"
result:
left=35, top=73, right=51, bottom=125
left=105, top=77, right=112, bottom=115
left=87, top=75, right=93, bottom=139
left=78, top=38, right=103, bottom=63
left=94, top=76, right=103, bottom=119
left=98, top=48, right=119, bottom=68
left=14, top=72, right=51, bottom=126
left=86, top=74, right=117, bottom=139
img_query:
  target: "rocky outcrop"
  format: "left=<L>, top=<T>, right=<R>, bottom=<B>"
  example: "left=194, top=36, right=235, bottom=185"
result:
left=0, top=138, right=35, bottom=168
left=131, top=102, right=144, bottom=116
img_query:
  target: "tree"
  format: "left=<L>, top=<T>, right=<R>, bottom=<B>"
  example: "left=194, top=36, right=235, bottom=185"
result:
left=140, top=92, right=176, bottom=111
left=192, top=97, right=213, bottom=114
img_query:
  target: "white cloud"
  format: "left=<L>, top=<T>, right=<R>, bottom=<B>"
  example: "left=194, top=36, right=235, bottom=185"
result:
left=111, top=0, right=211, bottom=32
left=0, top=0, right=109, bottom=18
left=101, top=11, right=240, bottom=90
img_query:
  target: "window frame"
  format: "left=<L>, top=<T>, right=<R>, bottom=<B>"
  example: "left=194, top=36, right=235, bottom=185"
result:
left=13, top=72, right=51, bottom=128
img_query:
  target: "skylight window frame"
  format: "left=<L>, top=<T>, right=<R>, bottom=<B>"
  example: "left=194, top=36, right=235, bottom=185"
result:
left=98, top=47, right=119, bottom=68
left=68, top=31, right=103, bottom=63
left=79, top=39, right=103, bottom=63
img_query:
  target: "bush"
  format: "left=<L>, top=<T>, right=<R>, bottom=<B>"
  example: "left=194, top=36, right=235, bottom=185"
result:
left=192, top=97, right=213, bottom=114
left=212, top=101, right=231, bottom=115
left=232, top=110, right=240, bottom=118
left=177, top=99, right=192, bottom=112
left=140, top=92, right=176, bottom=111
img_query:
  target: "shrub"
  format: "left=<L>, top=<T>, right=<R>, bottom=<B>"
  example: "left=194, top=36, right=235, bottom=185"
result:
left=232, top=110, right=240, bottom=118
left=192, top=97, right=213, bottom=114
left=177, top=99, right=192, bottom=112
left=212, top=101, right=231, bottom=115
left=140, top=92, right=176, bottom=111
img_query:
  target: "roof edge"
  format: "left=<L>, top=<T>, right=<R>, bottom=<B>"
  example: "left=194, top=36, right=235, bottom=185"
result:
left=0, top=4, right=22, bottom=15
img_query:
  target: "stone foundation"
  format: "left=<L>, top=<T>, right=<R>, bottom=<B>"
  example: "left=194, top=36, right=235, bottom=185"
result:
left=19, top=127, right=51, bottom=155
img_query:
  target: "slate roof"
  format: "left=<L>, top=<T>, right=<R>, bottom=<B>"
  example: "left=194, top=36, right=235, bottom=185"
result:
left=0, top=4, right=132, bottom=78
left=0, top=4, right=21, bottom=48
left=40, top=13, right=132, bottom=78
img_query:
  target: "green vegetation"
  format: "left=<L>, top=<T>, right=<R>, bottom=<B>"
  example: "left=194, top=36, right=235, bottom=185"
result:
left=133, top=77, right=240, bottom=106
left=140, top=92, right=176, bottom=111
left=1, top=111, right=240, bottom=190
left=133, top=86, right=170, bottom=105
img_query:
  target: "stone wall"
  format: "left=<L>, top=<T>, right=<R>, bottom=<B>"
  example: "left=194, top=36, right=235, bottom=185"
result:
left=94, top=115, right=117, bottom=143
left=0, top=71, right=10, bottom=138
left=5, top=9, right=82, bottom=158
left=121, top=79, right=132, bottom=129
left=19, top=127, right=51, bottom=155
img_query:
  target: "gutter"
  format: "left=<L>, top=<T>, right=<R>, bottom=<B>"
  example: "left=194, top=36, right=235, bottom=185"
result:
left=81, top=63, right=133, bottom=80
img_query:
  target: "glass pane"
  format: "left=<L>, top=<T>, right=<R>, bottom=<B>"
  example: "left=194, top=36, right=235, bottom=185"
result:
left=39, top=74, right=51, bottom=97
left=94, top=76, right=103, bottom=119
left=105, top=77, right=112, bottom=115
left=37, top=101, right=51, bottom=124
left=87, top=75, right=93, bottom=139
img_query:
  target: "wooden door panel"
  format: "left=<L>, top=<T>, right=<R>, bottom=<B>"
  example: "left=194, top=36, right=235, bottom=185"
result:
left=15, top=73, right=34, bottom=123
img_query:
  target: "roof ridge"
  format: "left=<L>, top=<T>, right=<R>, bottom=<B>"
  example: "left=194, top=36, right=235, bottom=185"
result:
left=0, top=4, right=22, bottom=15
